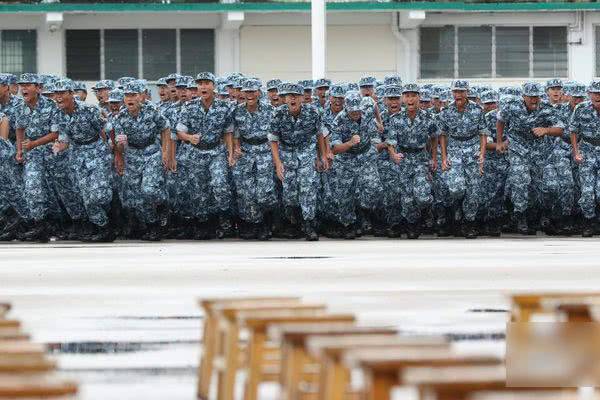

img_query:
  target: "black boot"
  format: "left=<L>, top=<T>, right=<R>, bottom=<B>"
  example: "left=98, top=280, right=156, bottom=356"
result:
left=343, top=224, right=356, bottom=240
left=487, top=219, right=502, bottom=237
left=239, top=220, right=257, bottom=240
left=582, top=218, right=594, bottom=237
left=141, top=223, right=161, bottom=241
left=406, top=222, right=421, bottom=240
left=515, top=212, right=528, bottom=235
left=22, top=219, right=49, bottom=243
left=216, top=215, right=235, bottom=239
left=87, top=223, right=115, bottom=242
left=302, top=219, right=319, bottom=241
left=463, top=221, right=478, bottom=239
left=256, top=221, right=270, bottom=241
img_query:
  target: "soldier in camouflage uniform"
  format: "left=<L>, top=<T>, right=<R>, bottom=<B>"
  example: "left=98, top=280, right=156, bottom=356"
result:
left=156, top=77, right=172, bottom=115
left=266, top=79, right=282, bottom=108
left=176, top=72, right=236, bottom=239
left=114, top=81, right=171, bottom=241
left=330, top=91, right=383, bottom=239
left=385, top=84, right=437, bottom=239
left=496, top=82, right=565, bottom=234
left=569, top=80, right=600, bottom=237
left=52, top=79, right=114, bottom=242
left=73, top=82, right=87, bottom=102
left=0, top=73, right=27, bottom=240
left=231, top=79, right=277, bottom=240
left=92, top=80, right=115, bottom=117
left=439, top=80, right=488, bottom=238
left=269, top=82, right=329, bottom=240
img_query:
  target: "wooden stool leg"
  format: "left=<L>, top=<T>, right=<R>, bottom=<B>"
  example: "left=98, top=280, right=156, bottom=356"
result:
left=217, top=320, right=240, bottom=400
left=318, top=356, right=348, bottom=400
left=287, top=345, right=305, bottom=400
left=365, top=370, right=395, bottom=400
left=244, top=329, right=266, bottom=400
left=198, top=311, right=216, bottom=399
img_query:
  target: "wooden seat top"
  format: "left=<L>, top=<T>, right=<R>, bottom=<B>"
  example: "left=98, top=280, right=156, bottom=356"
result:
left=469, top=390, right=585, bottom=400
left=0, top=342, right=45, bottom=355
left=0, top=321, right=20, bottom=329
left=307, top=334, right=449, bottom=360
left=343, top=347, right=502, bottom=372
left=511, top=293, right=600, bottom=308
left=199, top=297, right=301, bottom=310
left=402, top=364, right=506, bottom=387
left=0, top=375, right=77, bottom=397
left=241, top=312, right=356, bottom=329
left=0, top=358, right=57, bottom=373
left=0, top=304, right=10, bottom=317
left=219, top=304, right=328, bottom=320
left=268, top=323, right=397, bottom=344
left=0, top=327, right=29, bottom=342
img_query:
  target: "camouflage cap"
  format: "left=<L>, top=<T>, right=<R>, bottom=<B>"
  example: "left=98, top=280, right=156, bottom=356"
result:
left=6, top=74, right=16, bottom=85
left=346, top=82, right=359, bottom=92
left=420, top=89, right=432, bottom=102
left=231, top=77, right=244, bottom=89
left=375, top=85, right=385, bottom=99
left=358, top=76, right=376, bottom=88
left=383, top=75, right=402, bottom=86
left=570, top=84, right=587, bottom=98
left=440, top=90, right=453, bottom=103
left=401, top=83, right=420, bottom=95
left=0, top=73, right=12, bottom=86
left=217, top=83, right=229, bottom=96
left=176, top=75, right=191, bottom=88
left=545, top=78, right=564, bottom=90
left=587, top=80, right=600, bottom=93
left=53, top=79, right=74, bottom=92
left=266, top=79, right=282, bottom=91
left=314, top=78, right=331, bottom=89
left=241, top=78, right=261, bottom=92
left=329, top=84, right=346, bottom=98
left=344, top=91, right=362, bottom=112
left=42, top=83, right=55, bottom=95
left=108, top=89, right=124, bottom=103
left=73, top=81, right=87, bottom=92
left=195, top=72, right=216, bottom=83
left=166, top=73, right=180, bottom=82
left=187, top=80, right=197, bottom=90
left=468, top=87, right=480, bottom=99
left=279, top=82, right=303, bottom=96
left=480, top=90, right=499, bottom=104
left=522, top=82, right=544, bottom=97
left=451, top=79, right=469, bottom=91
left=156, top=77, right=168, bottom=87
left=17, top=73, right=39, bottom=85
left=384, top=84, right=402, bottom=98
left=298, top=80, right=314, bottom=91
left=118, top=77, right=135, bottom=87
left=92, top=80, right=115, bottom=91
left=122, top=81, right=142, bottom=95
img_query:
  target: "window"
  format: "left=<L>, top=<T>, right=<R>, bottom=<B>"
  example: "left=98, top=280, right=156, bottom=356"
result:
left=0, top=30, right=37, bottom=75
left=65, top=28, right=214, bottom=81
left=419, top=25, right=568, bottom=79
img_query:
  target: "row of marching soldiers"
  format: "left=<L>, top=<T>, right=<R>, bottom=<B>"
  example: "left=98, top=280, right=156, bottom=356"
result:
left=0, top=71, right=598, bottom=242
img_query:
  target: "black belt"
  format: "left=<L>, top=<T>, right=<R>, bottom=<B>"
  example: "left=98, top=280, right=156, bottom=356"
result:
left=128, top=140, right=156, bottom=150
left=192, top=141, right=220, bottom=150
left=347, top=144, right=370, bottom=155
left=583, top=137, right=600, bottom=146
left=241, top=137, right=268, bottom=146
left=450, top=135, right=478, bottom=142
left=398, top=146, right=425, bottom=153
left=72, top=136, right=99, bottom=146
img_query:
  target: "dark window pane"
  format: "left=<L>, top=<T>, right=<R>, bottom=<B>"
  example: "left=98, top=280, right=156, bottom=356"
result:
left=181, top=29, right=214, bottom=76
left=458, top=26, right=492, bottom=78
left=597, top=27, right=600, bottom=77
left=1, top=30, right=37, bottom=75
left=496, top=27, right=530, bottom=78
left=420, top=26, right=455, bottom=79
left=66, top=30, right=100, bottom=80
left=533, top=26, right=567, bottom=77
left=105, top=29, right=138, bottom=80
left=142, top=29, right=176, bottom=80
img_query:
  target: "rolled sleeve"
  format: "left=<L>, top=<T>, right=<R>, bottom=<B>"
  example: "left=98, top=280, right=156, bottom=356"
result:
left=176, top=122, right=188, bottom=133
left=268, top=133, right=279, bottom=142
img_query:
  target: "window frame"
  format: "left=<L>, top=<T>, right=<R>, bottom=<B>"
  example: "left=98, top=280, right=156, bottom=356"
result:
left=419, top=24, right=569, bottom=80
left=0, top=29, right=38, bottom=75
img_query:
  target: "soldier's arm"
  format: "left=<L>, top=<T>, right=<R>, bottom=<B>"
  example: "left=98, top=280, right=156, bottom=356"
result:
left=161, top=128, right=171, bottom=157
left=496, top=119, right=506, bottom=152
left=30, top=132, right=58, bottom=149
left=430, top=136, right=438, bottom=165
left=439, top=134, right=448, bottom=164
left=0, top=116, right=8, bottom=140
left=570, top=131, right=579, bottom=156
left=16, top=127, right=24, bottom=158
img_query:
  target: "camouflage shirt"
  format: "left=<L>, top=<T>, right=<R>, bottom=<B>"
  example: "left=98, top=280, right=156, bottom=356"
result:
left=176, top=97, right=234, bottom=146
left=0, top=94, right=23, bottom=142
left=53, top=100, right=105, bottom=144
left=385, top=109, right=438, bottom=151
left=438, top=100, right=488, bottom=141
left=497, top=99, right=564, bottom=142
left=269, top=103, right=323, bottom=149
left=331, top=110, right=378, bottom=154
left=233, top=102, right=273, bottom=152
left=113, top=103, right=169, bottom=148
left=569, top=101, right=600, bottom=141
left=16, top=95, right=59, bottom=141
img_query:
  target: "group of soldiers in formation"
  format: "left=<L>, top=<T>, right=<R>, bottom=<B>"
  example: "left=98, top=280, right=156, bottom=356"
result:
left=1, top=69, right=600, bottom=242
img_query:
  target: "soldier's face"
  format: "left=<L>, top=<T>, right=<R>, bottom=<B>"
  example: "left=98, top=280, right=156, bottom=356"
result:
left=386, top=97, right=401, bottom=114
left=54, top=90, right=75, bottom=111
left=360, top=86, right=374, bottom=98
left=570, top=96, right=584, bottom=109
left=433, top=99, right=442, bottom=110
left=9, top=84, right=18, bottom=95
left=197, top=80, right=215, bottom=101
left=523, top=95, right=539, bottom=111
left=188, top=88, right=198, bottom=99
left=109, top=102, right=121, bottom=113
left=0, top=84, right=9, bottom=98
left=452, top=90, right=468, bottom=107
left=75, top=90, right=87, bottom=101
left=303, top=90, right=312, bottom=104
left=403, top=92, right=420, bottom=112
left=124, top=93, right=140, bottom=112
left=176, top=87, right=187, bottom=101
left=547, top=87, right=563, bottom=103
left=244, top=90, right=258, bottom=107
left=158, top=86, right=169, bottom=101
left=169, top=84, right=178, bottom=101
left=348, top=110, right=362, bottom=121
left=419, top=100, right=432, bottom=110
left=285, top=94, right=302, bottom=114
left=590, top=93, right=600, bottom=110
left=330, top=96, right=344, bottom=113
left=483, top=102, right=497, bottom=113
left=95, top=88, right=109, bottom=103
left=315, top=87, right=328, bottom=101
left=267, top=89, right=280, bottom=106
left=19, top=83, right=38, bottom=103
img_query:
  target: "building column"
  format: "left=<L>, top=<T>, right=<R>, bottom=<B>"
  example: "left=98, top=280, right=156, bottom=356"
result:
left=569, top=11, right=594, bottom=83
left=215, top=12, right=244, bottom=76
left=37, top=12, right=65, bottom=76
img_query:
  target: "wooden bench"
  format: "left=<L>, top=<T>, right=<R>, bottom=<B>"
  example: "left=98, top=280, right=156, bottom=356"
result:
left=239, top=312, right=356, bottom=400
left=0, top=374, right=78, bottom=398
left=0, top=342, right=47, bottom=366
left=342, top=347, right=502, bottom=400
left=510, top=292, right=600, bottom=322
left=0, top=327, right=30, bottom=342
left=269, top=324, right=398, bottom=400
left=197, top=297, right=302, bottom=400
left=0, top=304, right=10, bottom=319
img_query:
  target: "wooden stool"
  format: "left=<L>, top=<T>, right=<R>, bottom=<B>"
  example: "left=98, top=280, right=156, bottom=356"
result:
left=197, top=297, right=301, bottom=400
left=0, top=374, right=78, bottom=398
left=240, top=312, right=356, bottom=400
left=0, top=327, right=30, bottom=342
left=269, top=323, right=398, bottom=400
left=343, top=347, right=502, bottom=400
left=510, top=292, right=600, bottom=322
left=0, top=342, right=47, bottom=366
left=0, top=304, right=10, bottom=319
left=307, top=335, right=449, bottom=400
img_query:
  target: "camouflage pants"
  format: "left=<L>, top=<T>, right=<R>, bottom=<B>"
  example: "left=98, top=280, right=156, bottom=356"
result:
left=122, top=144, right=166, bottom=224
left=543, top=144, right=575, bottom=217
left=279, top=146, right=318, bottom=222
left=232, top=149, right=277, bottom=223
left=441, top=143, right=481, bottom=222
left=0, top=139, right=27, bottom=218
left=506, top=146, right=546, bottom=214
left=576, top=143, right=600, bottom=219
left=187, top=145, right=232, bottom=222
left=169, top=143, right=195, bottom=218
left=390, top=152, right=432, bottom=224
left=47, top=149, right=86, bottom=220
left=378, top=154, right=402, bottom=226
left=481, top=154, right=508, bottom=220
left=70, top=140, right=113, bottom=227
left=330, top=149, right=382, bottom=227
left=317, top=168, right=336, bottom=222
left=22, top=146, right=60, bottom=222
